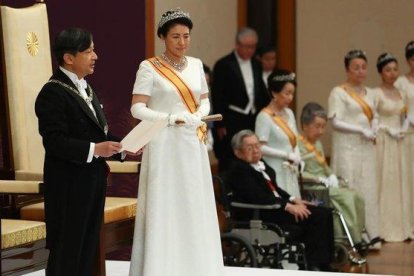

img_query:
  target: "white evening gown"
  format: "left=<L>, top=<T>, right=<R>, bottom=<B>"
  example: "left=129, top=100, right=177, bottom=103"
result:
left=394, top=76, right=414, bottom=238
left=255, top=108, right=301, bottom=198
left=375, top=87, right=411, bottom=241
left=328, top=86, right=380, bottom=239
left=129, top=57, right=224, bottom=276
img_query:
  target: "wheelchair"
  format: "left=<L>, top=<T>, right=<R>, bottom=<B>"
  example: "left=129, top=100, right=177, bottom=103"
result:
left=214, top=175, right=308, bottom=270
left=301, top=177, right=382, bottom=267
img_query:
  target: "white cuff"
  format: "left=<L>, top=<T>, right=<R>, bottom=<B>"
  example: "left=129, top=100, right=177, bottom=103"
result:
left=87, top=142, right=95, bottom=163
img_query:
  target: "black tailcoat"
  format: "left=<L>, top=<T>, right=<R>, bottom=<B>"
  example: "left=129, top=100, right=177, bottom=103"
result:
left=35, top=69, right=117, bottom=276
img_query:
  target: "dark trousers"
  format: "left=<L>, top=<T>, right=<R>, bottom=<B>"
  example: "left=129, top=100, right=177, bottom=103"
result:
left=262, top=205, right=335, bottom=265
left=45, top=165, right=106, bottom=276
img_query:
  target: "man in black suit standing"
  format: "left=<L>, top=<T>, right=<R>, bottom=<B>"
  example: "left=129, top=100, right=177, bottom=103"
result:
left=227, top=130, right=334, bottom=271
left=211, top=27, right=269, bottom=172
left=35, top=28, right=123, bottom=276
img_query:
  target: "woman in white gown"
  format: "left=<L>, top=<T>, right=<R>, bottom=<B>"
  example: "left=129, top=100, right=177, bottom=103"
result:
left=255, top=69, right=302, bottom=198
left=328, top=50, right=380, bottom=242
left=375, top=53, right=412, bottom=242
left=394, top=41, right=414, bottom=237
left=129, top=8, right=223, bottom=276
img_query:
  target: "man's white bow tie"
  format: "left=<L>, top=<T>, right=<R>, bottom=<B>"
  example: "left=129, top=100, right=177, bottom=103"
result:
left=75, top=79, right=87, bottom=90
left=252, top=161, right=266, bottom=172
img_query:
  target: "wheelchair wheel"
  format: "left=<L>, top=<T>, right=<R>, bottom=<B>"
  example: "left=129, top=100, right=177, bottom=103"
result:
left=221, top=232, right=257, bottom=267
left=332, top=242, right=348, bottom=267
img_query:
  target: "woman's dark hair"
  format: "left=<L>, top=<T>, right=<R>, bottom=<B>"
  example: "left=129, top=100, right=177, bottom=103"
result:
left=376, top=52, right=398, bottom=73
left=405, top=41, right=414, bottom=60
left=256, top=45, right=276, bottom=58
left=344, top=49, right=367, bottom=69
left=300, top=102, right=328, bottom=128
left=267, top=69, right=296, bottom=98
left=53, top=28, right=93, bottom=66
left=157, top=10, right=193, bottom=38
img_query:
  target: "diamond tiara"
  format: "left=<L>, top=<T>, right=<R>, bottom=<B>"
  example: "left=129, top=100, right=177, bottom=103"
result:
left=272, top=72, right=296, bottom=82
left=158, top=8, right=191, bottom=29
left=345, top=50, right=366, bottom=60
left=407, top=42, right=414, bottom=51
left=377, top=53, right=395, bottom=65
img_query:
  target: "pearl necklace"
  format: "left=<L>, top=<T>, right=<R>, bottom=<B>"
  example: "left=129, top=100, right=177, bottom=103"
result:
left=161, top=53, right=187, bottom=72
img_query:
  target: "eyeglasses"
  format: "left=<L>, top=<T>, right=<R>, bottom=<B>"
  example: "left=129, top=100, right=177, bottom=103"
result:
left=242, top=143, right=261, bottom=152
left=238, top=43, right=257, bottom=50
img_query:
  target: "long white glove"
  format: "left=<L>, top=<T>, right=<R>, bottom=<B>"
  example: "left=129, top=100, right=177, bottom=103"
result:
left=408, top=113, right=414, bottom=127
left=287, top=152, right=301, bottom=165
left=328, top=174, right=339, bottom=188
left=196, top=98, right=210, bottom=117
left=131, top=102, right=184, bottom=126
left=401, top=116, right=410, bottom=132
left=318, top=177, right=330, bottom=187
left=332, top=117, right=375, bottom=140
left=387, top=127, right=404, bottom=140
left=261, top=144, right=289, bottom=159
left=181, top=111, right=203, bottom=127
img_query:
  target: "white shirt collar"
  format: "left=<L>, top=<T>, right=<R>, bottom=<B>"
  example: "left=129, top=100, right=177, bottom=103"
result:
left=234, top=51, right=251, bottom=64
left=250, top=161, right=266, bottom=172
left=59, top=66, right=87, bottom=90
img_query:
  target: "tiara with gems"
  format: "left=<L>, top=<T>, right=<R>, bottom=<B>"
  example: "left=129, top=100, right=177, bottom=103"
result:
left=377, top=53, right=396, bottom=65
left=272, top=72, right=296, bottom=82
left=158, top=8, right=191, bottom=29
left=345, top=50, right=366, bottom=60
left=407, top=42, right=414, bottom=51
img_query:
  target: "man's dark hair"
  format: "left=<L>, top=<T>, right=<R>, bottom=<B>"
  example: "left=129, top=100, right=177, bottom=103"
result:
left=53, top=28, right=93, bottom=65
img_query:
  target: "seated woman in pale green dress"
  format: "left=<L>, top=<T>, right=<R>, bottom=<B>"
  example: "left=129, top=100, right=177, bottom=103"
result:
left=298, top=102, right=365, bottom=246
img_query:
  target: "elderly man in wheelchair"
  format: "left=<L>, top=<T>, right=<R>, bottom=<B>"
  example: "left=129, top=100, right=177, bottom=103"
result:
left=298, top=102, right=381, bottom=265
left=226, top=129, right=335, bottom=271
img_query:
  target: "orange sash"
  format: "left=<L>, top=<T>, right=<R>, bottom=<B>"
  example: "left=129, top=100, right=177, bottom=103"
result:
left=298, top=135, right=327, bottom=166
left=147, top=57, right=207, bottom=143
left=262, top=107, right=297, bottom=148
left=342, top=85, right=374, bottom=125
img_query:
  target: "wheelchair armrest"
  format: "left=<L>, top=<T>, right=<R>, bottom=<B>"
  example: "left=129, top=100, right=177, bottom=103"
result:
left=231, top=201, right=281, bottom=210
left=0, top=180, right=43, bottom=194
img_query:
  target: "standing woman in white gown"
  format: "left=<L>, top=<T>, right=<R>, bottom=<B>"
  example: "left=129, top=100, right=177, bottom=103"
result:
left=375, top=52, right=413, bottom=242
left=328, top=50, right=380, bottom=242
left=255, top=69, right=302, bottom=198
left=394, top=41, right=414, bottom=238
left=129, top=8, right=223, bottom=276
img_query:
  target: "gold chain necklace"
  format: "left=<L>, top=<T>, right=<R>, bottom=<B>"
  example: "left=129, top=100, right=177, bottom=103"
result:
left=48, top=79, right=93, bottom=104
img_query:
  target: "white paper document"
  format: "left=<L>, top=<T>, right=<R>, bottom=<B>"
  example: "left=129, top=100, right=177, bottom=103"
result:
left=121, top=119, right=168, bottom=152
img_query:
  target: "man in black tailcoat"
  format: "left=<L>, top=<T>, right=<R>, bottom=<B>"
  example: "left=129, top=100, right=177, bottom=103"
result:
left=35, top=28, right=124, bottom=276
left=211, top=27, right=269, bottom=172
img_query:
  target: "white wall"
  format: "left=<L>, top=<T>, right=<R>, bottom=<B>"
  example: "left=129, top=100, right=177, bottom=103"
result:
left=296, top=0, right=414, bottom=154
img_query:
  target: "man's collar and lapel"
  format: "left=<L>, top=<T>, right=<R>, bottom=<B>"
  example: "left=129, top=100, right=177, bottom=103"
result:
left=51, top=69, right=107, bottom=133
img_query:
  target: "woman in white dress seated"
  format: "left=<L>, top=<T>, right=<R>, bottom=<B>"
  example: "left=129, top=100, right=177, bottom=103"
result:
left=255, top=69, right=302, bottom=198
left=328, top=50, right=380, bottom=245
left=374, top=53, right=412, bottom=242
left=129, top=8, right=223, bottom=276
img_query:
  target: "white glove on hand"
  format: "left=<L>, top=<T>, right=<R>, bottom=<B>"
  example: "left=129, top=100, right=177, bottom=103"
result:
left=361, top=128, right=376, bottom=140
left=318, top=177, right=330, bottom=187
left=287, top=152, right=301, bottom=165
left=387, top=127, right=404, bottom=140
left=181, top=111, right=203, bottom=127
left=408, top=114, right=414, bottom=127
left=328, top=174, right=339, bottom=188
left=168, top=113, right=186, bottom=126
